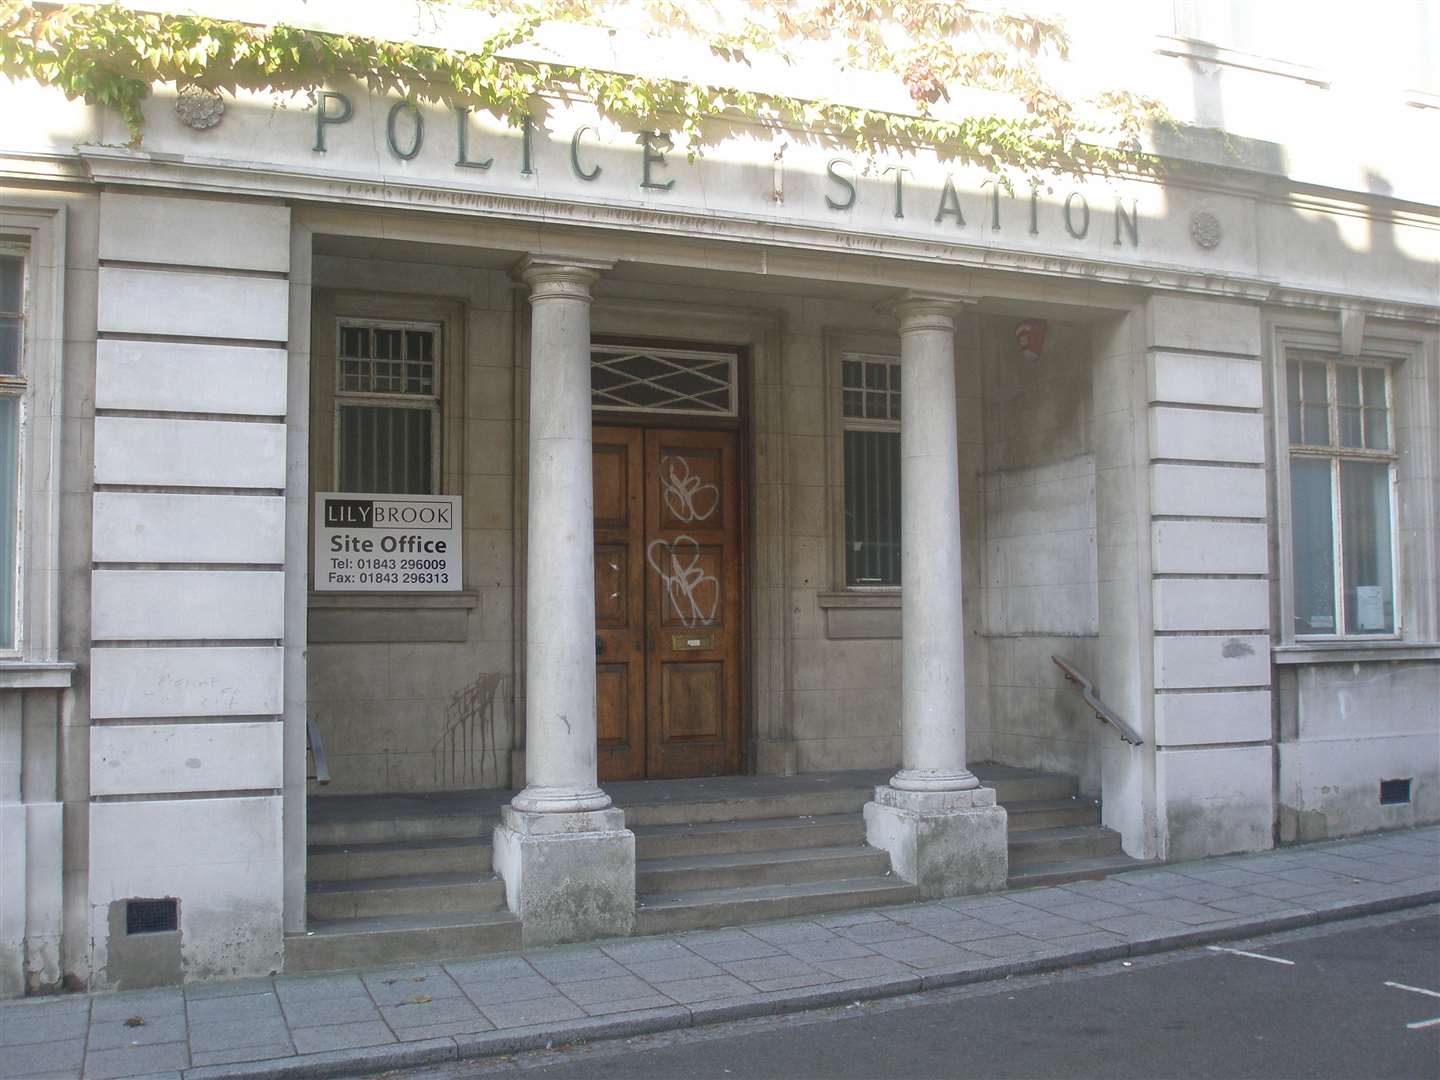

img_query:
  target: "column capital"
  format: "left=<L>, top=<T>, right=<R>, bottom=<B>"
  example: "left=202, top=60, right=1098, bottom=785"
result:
left=881, top=292, right=977, bottom=335
left=515, top=255, right=614, bottom=300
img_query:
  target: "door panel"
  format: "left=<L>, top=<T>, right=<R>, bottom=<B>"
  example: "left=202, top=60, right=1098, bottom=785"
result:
left=592, top=424, right=742, bottom=780
left=592, top=428, right=646, bottom=781
left=644, top=428, right=741, bottom=778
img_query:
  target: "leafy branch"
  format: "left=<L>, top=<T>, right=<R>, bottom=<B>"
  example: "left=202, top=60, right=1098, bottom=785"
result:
left=0, top=0, right=1163, bottom=180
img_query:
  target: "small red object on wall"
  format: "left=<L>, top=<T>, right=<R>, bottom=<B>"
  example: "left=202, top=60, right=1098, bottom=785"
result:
left=1015, top=319, right=1048, bottom=360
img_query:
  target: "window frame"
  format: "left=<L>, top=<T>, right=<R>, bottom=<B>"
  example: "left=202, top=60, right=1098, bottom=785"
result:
left=1269, top=314, right=1439, bottom=657
left=832, top=343, right=903, bottom=593
left=1285, top=354, right=1400, bottom=640
left=0, top=241, right=28, bottom=657
left=0, top=203, right=66, bottom=679
left=331, top=315, right=444, bottom=496
left=309, top=291, right=465, bottom=511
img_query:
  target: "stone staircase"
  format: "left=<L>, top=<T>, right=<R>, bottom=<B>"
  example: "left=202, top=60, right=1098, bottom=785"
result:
left=286, top=797, right=520, bottom=973
left=286, top=765, right=1143, bottom=971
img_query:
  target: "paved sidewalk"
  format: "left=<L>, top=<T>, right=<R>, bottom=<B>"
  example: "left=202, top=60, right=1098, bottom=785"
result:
left=4, top=828, right=1437, bottom=1080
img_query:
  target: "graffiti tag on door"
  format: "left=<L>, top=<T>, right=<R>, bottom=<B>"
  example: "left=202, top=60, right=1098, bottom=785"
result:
left=647, top=535, right=719, bottom=627
left=662, top=456, right=719, bottom=523
left=649, top=455, right=720, bottom=627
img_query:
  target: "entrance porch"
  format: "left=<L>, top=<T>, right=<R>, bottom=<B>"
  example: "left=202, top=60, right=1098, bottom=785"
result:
left=288, top=765, right=1144, bottom=971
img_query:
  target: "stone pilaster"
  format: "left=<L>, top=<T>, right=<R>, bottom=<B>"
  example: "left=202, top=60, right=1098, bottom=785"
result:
left=864, top=295, right=1007, bottom=897
left=493, top=256, right=635, bottom=945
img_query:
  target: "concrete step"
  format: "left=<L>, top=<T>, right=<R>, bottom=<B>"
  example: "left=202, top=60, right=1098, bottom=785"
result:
left=637, top=844, right=891, bottom=894
left=308, top=812, right=498, bottom=847
left=1004, top=798, right=1101, bottom=833
left=623, top=788, right=872, bottom=827
left=308, top=837, right=492, bottom=882
left=1008, top=853, right=1162, bottom=890
left=988, top=772, right=1079, bottom=804
left=633, top=814, right=865, bottom=860
left=619, top=770, right=1078, bottom=827
left=306, top=872, right=507, bottom=920
left=627, top=789, right=869, bottom=829
left=636, top=875, right=919, bottom=935
left=1008, top=824, right=1123, bottom=867
left=285, top=910, right=521, bottom=973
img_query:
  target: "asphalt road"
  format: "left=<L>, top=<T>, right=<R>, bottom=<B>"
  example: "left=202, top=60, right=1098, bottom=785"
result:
left=405, top=908, right=1440, bottom=1080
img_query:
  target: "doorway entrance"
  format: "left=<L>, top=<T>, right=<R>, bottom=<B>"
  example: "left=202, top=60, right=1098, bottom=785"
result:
left=592, top=425, right=742, bottom=780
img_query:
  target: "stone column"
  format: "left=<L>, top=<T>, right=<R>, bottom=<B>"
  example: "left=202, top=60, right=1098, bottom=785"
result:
left=864, top=295, right=1008, bottom=897
left=493, top=257, right=635, bottom=945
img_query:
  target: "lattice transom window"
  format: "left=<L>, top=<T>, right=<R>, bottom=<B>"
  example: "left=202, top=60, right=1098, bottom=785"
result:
left=591, top=345, right=738, bottom=416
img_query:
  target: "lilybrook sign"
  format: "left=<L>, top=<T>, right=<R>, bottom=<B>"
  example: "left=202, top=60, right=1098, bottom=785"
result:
left=308, top=91, right=1143, bottom=248
left=315, top=492, right=462, bottom=592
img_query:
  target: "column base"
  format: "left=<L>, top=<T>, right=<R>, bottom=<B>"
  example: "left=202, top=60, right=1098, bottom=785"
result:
left=492, top=806, right=636, bottom=946
left=863, top=785, right=1008, bottom=899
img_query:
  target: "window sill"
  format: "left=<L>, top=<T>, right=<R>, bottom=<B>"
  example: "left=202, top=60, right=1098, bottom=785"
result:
left=817, top=591, right=900, bottom=640
left=0, top=661, right=76, bottom=689
left=307, top=592, right=479, bottom=644
left=308, top=591, right=479, bottom=611
left=1273, top=641, right=1440, bottom=665
left=1152, top=35, right=1330, bottom=87
left=817, top=591, right=900, bottom=610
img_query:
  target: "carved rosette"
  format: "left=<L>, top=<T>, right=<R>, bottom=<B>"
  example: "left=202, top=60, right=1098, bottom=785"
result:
left=1190, top=210, right=1223, bottom=250
left=175, top=85, right=225, bottom=130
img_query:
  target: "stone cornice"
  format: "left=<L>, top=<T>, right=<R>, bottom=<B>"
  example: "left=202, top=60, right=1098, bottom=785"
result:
left=64, top=147, right=1440, bottom=325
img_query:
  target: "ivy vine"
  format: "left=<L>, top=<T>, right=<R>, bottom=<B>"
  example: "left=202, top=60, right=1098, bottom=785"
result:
left=0, top=1, right=1164, bottom=181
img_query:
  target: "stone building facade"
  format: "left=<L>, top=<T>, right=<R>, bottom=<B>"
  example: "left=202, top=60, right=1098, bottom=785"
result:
left=1, top=2, right=1437, bottom=994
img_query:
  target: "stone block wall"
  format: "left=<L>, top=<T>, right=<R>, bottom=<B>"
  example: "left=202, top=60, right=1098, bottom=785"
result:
left=979, top=317, right=1102, bottom=794
left=1145, top=299, right=1274, bottom=860
left=1278, top=660, right=1440, bottom=841
left=86, top=193, right=291, bottom=988
left=1092, top=296, right=1276, bottom=862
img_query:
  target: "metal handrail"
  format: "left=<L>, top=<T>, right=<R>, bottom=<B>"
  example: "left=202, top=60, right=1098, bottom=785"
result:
left=1051, top=655, right=1144, bottom=747
left=306, top=715, right=331, bottom=784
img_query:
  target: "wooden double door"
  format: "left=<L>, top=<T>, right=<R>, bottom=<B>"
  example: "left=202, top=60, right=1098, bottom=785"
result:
left=592, top=425, right=742, bottom=780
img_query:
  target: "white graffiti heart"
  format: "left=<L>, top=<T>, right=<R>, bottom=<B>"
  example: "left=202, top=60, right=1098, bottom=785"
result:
left=646, top=535, right=719, bottom=628
left=661, top=456, right=720, bottom=523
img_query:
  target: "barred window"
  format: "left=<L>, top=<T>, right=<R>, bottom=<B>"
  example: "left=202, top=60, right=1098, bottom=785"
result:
left=335, top=320, right=440, bottom=495
left=1286, top=357, right=1396, bottom=637
left=841, top=354, right=901, bottom=587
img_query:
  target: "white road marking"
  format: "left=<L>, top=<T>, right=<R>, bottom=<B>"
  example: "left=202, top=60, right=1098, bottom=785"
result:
left=1385, top=981, right=1440, bottom=999
left=1384, top=981, right=1440, bottom=1032
left=1205, top=946, right=1295, bottom=966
